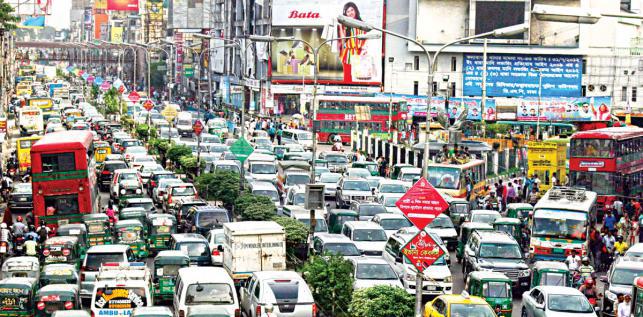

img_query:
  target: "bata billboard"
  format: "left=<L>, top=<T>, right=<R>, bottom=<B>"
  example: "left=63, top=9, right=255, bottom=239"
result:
left=271, top=0, right=383, bottom=85
left=107, top=0, right=139, bottom=11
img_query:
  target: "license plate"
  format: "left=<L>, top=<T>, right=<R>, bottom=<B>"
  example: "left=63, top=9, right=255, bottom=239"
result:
left=50, top=246, right=61, bottom=251
left=425, top=285, right=436, bottom=291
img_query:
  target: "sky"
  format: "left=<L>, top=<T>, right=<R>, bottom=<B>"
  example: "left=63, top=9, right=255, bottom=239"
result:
left=47, top=0, right=71, bottom=30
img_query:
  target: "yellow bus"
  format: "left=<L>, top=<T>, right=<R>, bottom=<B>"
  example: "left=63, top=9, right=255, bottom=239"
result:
left=16, top=136, right=41, bottom=174
left=16, top=83, right=32, bottom=96
left=427, top=159, right=486, bottom=199
left=526, top=140, right=567, bottom=191
left=27, top=98, right=54, bottom=112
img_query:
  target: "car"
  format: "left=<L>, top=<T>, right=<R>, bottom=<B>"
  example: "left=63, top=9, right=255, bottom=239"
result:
left=174, top=198, right=209, bottom=222
left=8, top=183, right=33, bottom=213
left=336, top=177, right=374, bottom=208
left=344, top=167, right=371, bottom=179
left=163, top=183, right=198, bottom=213
left=424, top=293, right=497, bottom=317
left=426, top=214, right=458, bottom=251
left=624, top=242, right=643, bottom=258
left=246, top=161, right=278, bottom=183
left=98, top=160, right=128, bottom=191
left=311, top=233, right=361, bottom=259
left=130, top=155, right=157, bottom=170
left=378, top=193, right=403, bottom=214
left=153, top=178, right=183, bottom=205
left=249, top=181, right=281, bottom=210
left=320, top=152, right=349, bottom=173
left=462, top=230, right=530, bottom=290
left=239, top=270, right=315, bottom=317
left=205, top=229, right=225, bottom=266
left=138, top=163, right=164, bottom=185
left=600, top=256, right=643, bottom=317
left=210, top=160, right=241, bottom=174
left=349, top=201, right=388, bottom=221
left=80, top=244, right=135, bottom=300
left=169, top=234, right=212, bottom=266
left=376, top=179, right=408, bottom=195
left=350, top=257, right=403, bottom=290
left=284, top=185, right=306, bottom=207
left=122, top=198, right=155, bottom=213
left=123, top=146, right=148, bottom=162
left=147, top=171, right=177, bottom=196
left=278, top=171, right=310, bottom=195
left=370, top=213, right=413, bottom=238
left=341, top=221, right=387, bottom=256
left=319, top=172, right=342, bottom=198
left=109, top=169, right=141, bottom=201
left=467, top=209, right=502, bottom=225
left=521, top=286, right=598, bottom=317
left=173, top=267, right=237, bottom=317
left=182, top=205, right=230, bottom=235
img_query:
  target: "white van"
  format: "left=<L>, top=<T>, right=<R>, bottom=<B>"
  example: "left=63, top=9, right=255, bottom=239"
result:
left=176, top=112, right=193, bottom=137
left=173, top=267, right=239, bottom=317
left=281, top=129, right=313, bottom=150
left=90, top=262, right=152, bottom=316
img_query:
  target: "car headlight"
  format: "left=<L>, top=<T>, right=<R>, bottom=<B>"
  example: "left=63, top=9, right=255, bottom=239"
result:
left=120, top=189, right=126, bottom=194
left=404, top=273, right=416, bottom=281
left=605, top=290, right=617, bottom=302
left=478, top=266, right=493, bottom=272
left=444, top=276, right=452, bottom=283
left=519, top=269, right=531, bottom=277
left=136, top=189, right=142, bottom=194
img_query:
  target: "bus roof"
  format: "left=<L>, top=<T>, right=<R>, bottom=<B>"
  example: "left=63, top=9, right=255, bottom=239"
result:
left=496, top=121, right=575, bottom=128
left=31, top=131, right=93, bottom=153
left=428, top=159, right=485, bottom=169
left=571, top=126, right=643, bottom=141
left=534, top=187, right=597, bottom=213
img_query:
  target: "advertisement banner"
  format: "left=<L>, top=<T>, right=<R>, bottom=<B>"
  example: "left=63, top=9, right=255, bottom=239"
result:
left=93, top=13, right=108, bottom=40
left=517, top=96, right=612, bottom=122
left=271, top=0, right=383, bottom=85
left=94, top=0, right=107, bottom=9
left=378, top=94, right=495, bottom=121
left=106, top=0, right=139, bottom=11
left=463, top=54, right=582, bottom=98
left=211, top=38, right=225, bottom=74
left=110, top=27, right=123, bottom=43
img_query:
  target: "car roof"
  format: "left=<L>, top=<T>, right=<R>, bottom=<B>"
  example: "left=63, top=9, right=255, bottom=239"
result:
left=435, top=294, right=488, bottom=305
left=87, top=244, right=130, bottom=253
left=471, top=209, right=502, bottom=215
left=627, top=242, right=643, bottom=253
left=315, top=233, right=354, bottom=243
left=350, top=257, right=390, bottom=265
left=171, top=233, right=207, bottom=242
left=251, top=181, right=278, bottom=190
left=373, top=213, right=407, bottom=220
left=344, top=221, right=384, bottom=230
left=613, top=256, right=643, bottom=269
left=536, top=286, right=585, bottom=295
left=473, top=230, right=516, bottom=243
left=252, top=270, right=303, bottom=280
left=178, top=267, right=232, bottom=284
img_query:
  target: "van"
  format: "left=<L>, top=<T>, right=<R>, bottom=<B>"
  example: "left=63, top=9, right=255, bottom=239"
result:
left=176, top=112, right=194, bottom=137
left=169, top=234, right=212, bottom=266
left=80, top=245, right=135, bottom=300
left=281, top=129, right=313, bottom=150
left=90, top=262, right=152, bottom=316
left=173, top=267, right=239, bottom=317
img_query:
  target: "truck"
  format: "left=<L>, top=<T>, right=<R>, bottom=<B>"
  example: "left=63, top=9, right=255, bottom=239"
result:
left=222, top=221, right=286, bottom=285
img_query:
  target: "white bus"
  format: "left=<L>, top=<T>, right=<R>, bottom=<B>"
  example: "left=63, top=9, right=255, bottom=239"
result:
left=17, top=106, right=43, bottom=135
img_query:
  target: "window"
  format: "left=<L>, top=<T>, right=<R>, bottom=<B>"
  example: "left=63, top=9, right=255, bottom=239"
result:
left=451, top=56, right=457, bottom=72
left=41, top=152, right=76, bottom=173
left=44, top=194, right=79, bottom=215
left=633, top=86, right=638, bottom=102
left=450, top=82, right=456, bottom=97
left=413, top=81, right=419, bottom=95
left=413, top=56, right=419, bottom=70
left=581, top=85, right=586, bottom=97
left=253, top=280, right=261, bottom=298
left=622, top=87, right=628, bottom=102
left=432, top=82, right=438, bottom=95
left=582, top=59, right=587, bottom=74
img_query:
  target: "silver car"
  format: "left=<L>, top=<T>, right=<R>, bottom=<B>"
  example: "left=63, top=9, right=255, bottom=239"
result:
left=239, top=271, right=315, bottom=317
left=350, top=257, right=403, bottom=290
left=153, top=178, right=183, bottom=205
left=521, top=286, right=599, bottom=317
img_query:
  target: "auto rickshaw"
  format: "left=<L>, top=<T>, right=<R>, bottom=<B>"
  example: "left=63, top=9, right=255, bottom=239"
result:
left=445, top=196, right=471, bottom=229
left=493, top=218, right=522, bottom=245
left=505, top=203, right=533, bottom=227
left=456, top=222, right=494, bottom=263
left=42, top=236, right=81, bottom=269
left=94, top=141, right=111, bottom=166
left=119, top=207, right=147, bottom=225
left=530, top=261, right=572, bottom=289
left=391, top=163, right=413, bottom=180
left=56, top=224, right=89, bottom=259
left=39, top=264, right=79, bottom=288
left=146, top=214, right=177, bottom=253
left=0, top=277, right=38, bottom=316
left=632, top=276, right=643, bottom=317
left=82, top=214, right=113, bottom=246
left=327, top=209, right=359, bottom=234
left=351, top=161, right=379, bottom=176
left=0, top=256, right=40, bottom=279
left=152, top=251, right=189, bottom=302
left=466, top=271, right=513, bottom=317
left=113, top=219, right=148, bottom=258
left=34, top=284, right=80, bottom=317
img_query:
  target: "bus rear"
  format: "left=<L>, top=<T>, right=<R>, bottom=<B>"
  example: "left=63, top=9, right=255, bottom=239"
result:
left=529, top=187, right=597, bottom=261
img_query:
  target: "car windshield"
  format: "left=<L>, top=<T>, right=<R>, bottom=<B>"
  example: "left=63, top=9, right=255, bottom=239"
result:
left=159, top=129, right=179, bottom=138
left=298, top=219, right=328, bottom=232
left=379, top=218, right=412, bottom=230
left=428, top=166, right=461, bottom=190
left=13, top=185, right=31, bottom=194
left=343, top=181, right=370, bottom=191
left=611, top=268, right=643, bottom=285
left=379, top=183, right=406, bottom=193
left=171, top=186, right=195, bottom=196
left=350, top=169, right=370, bottom=179
left=483, top=281, right=511, bottom=298
left=547, top=294, right=593, bottom=313
left=293, top=193, right=306, bottom=206
left=216, top=165, right=239, bottom=173
left=209, top=145, right=228, bottom=153
left=356, top=263, right=397, bottom=280
left=478, top=243, right=522, bottom=259
left=142, top=165, right=162, bottom=173
left=359, top=205, right=386, bottom=217
left=427, top=217, right=454, bottom=229
left=326, top=155, right=348, bottom=164
left=251, top=164, right=276, bottom=174
left=400, top=172, right=420, bottom=182
left=84, top=253, right=124, bottom=270
left=325, top=243, right=361, bottom=256
left=185, top=283, right=234, bottom=305
left=179, top=242, right=209, bottom=257
left=449, top=304, right=496, bottom=317
left=253, top=190, right=279, bottom=202
left=532, top=210, right=587, bottom=240
left=197, top=212, right=228, bottom=227
left=320, top=173, right=341, bottom=183
left=267, top=281, right=300, bottom=303
left=471, top=213, right=500, bottom=225
left=286, top=174, right=310, bottom=186
left=353, top=229, right=387, bottom=241
left=119, top=173, right=138, bottom=181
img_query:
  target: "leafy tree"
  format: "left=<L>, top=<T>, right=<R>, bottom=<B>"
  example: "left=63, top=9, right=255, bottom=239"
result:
left=178, top=155, right=197, bottom=169
left=242, top=203, right=275, bottom=221
left=273, top=216, right=307, bottom=244
left=302, top=255, right=354, bottom=316
left=0, top=0, right=19, bottom=30
left=166, top=145, right=192, bottom=163
left=103, top=88, right=121, bottom=115
left=349, top=285, right=415, bottom=317
left=194, top=171, right=240, bottom=210
left=234, top=192, right=274, bottom=219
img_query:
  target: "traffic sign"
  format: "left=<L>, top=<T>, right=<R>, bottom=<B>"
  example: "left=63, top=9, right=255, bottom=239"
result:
left=128, top=91, right=141, bottom=102
left=401, top=230, right=445, bottom=273
left=230, top=138, right=254, bottom=163
left=100, top=82, right=111, bottom=91
left=143, top=100, right=154, bottom=112
left=118, top=85, right=125, bottom=94
left=396, top=177, right=449, bottom=230
left=193, top=120, right=204, bottom=136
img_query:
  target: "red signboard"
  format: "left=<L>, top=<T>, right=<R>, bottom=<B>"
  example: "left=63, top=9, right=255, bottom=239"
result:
left=401, top=230, right=445, bottom=273
left=143, top=100, right=154, bottom=111
left=106, top=0, right=139, bottom=11
left=396, top=177, right=448, bottom=230
left=193, top=120, right=204, bottom=136
left=100, top=82, right=111, bottom=91
left=128, top=91, right=140, bottom=102
left=118, top=85, right=125, bottom=94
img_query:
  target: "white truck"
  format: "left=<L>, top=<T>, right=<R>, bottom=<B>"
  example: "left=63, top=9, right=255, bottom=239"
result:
left=222, top=221, right=286, bottom=285
left=17, top=106, right=43, bottom=135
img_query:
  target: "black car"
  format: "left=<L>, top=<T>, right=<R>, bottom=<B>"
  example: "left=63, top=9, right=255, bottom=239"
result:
left=8, top=183, right=33, bottom=213
left=98, top=160, right=128, bottom=191
left=147, top=171, right=177, bottom=197
left=182, top=205, right=230, bottom=235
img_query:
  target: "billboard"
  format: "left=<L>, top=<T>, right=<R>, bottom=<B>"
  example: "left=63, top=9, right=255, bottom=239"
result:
left=379, top=94, right=495, bottom=121
left=463, top=54, right=582, bottom=98
left=94, top=14, right=108, bottom=40
left=271, top=0, right=383, bottom=85
left=106, top=0, right=139, bottom=11
left=516, top=96, right=612, bottom=122
left=110, top=26, right=123, bottom=43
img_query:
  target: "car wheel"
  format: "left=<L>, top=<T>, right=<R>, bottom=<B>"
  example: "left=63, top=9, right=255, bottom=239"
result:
left=521, top=307, right=528, bottom=317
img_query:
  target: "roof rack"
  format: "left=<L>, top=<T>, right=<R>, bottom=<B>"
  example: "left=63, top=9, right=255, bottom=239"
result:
left=547, top=186, right=586, bottom=201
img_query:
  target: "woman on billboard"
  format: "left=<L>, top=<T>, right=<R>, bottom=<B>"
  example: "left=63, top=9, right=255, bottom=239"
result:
left=337, top=2, right=375, bottom=82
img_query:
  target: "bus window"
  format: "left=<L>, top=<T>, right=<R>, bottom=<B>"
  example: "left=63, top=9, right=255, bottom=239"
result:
left=41, top=152, right=76, bottom=173
left=44, top=194, right=80, bottom=215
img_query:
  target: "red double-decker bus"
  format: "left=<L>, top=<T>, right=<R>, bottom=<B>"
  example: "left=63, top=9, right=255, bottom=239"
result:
left=31, top=131, right=98, bottom=231
left=569, top=126, right=643, bottom=213
left=314, top=95, right=408, bottom=143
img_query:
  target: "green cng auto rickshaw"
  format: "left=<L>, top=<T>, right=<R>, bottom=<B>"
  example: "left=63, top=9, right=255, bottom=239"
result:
left=327, top=209, right=359, bottom=234
left=114, top=219, right=148, bottom=258
left=39, top=264, right=79, bottom=288
left=506, top=203, right=533, bottom=227
left=391, top=163, right=413, bottom=180
left=1, top=256, right=40, bottom=280
left=457, top=222, right=494, bottom=263
left=146, top=214, right=177, bottom=253
left=530, top=261, right=572, bottom=289
left=152, top=251, right=189, bottom=302
left=42, top=236, right=81, bottom=269
left=34, top=284, right=80, bottom=317
left=445, top=196, right=471, bottom=229
left=351, top=161, right=379, bottom=176
left=82, top=214, right=113, bottom=246
left=56, top=224, right=88, bottom=259
left=466, top=271, right=513, bottom=317
left=0, top=277, right=38, bottom=316
left=493, top=218, right=522, bottom=245
left=119, top=208, right=147, bottom=227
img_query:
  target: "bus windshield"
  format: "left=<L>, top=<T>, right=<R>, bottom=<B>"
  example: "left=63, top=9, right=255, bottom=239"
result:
left=532, top=209, right=587, bottom=240
left=571, top=139, right=614, bottom=158
left=428, top=167, right=461, bottom=190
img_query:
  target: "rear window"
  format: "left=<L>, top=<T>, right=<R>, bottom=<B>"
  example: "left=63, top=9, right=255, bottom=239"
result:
left=94, top=287, right=146, bottom=309
left=196, top=211, right=229, bottom=227
left=268, top=281, right=299, bottom=302
left=185, top=283, right=234, bottom=305
left=172, top=186, right=195, bottom=196
left=105, top=163, right=127, bottom=172
left=178, top=242, right=209, bottom=257
left=84, top=252, right=125, bottom=271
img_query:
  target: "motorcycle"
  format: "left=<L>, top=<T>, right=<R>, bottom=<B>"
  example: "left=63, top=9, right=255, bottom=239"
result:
left=13, top=235, right=24, bottom=256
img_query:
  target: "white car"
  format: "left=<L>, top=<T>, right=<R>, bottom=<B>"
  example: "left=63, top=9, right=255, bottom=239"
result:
left=205, top=229, right=225, bottom=266
left=378, top=193, right=404, bottom=214
left=239, top=271, right=315, bottom=317
left=350, top=257, right=403, bottom=290
left=341, top=221, right=387, bottom=256
left=370, top=213, right=413, bottom=238
left=376, top=179, right=408, bottom=195
left=246, top=161, right=277, bottom=183
left=319, top=172, right=342, bottom=198
left=521, top=286, right=599, bottom=317
left=426, top=214, right=458, bottom=251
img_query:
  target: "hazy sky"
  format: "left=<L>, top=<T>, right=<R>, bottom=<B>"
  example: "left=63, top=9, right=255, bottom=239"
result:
left=47, top=0, right=71, bottom=30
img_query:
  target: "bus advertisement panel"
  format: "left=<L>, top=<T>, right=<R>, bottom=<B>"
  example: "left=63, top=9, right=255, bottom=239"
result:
left=27, top=98, right=54, bottom=111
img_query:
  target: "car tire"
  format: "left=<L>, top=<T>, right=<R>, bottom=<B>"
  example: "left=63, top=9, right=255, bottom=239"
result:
left=521, top=307, right=528, bottom=317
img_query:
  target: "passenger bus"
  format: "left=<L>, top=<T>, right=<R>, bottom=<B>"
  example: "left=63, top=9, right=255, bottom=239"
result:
left=569, top=127, right=643, bottom=213
left=427, top=159, right=486, bottom=199
left=16, top=136, right=41, bottom=175
left=31, top=131, right=98, bottom=231
left=27, top=97, right=54, bottom=112
left=530, top=187, right=597, bottom=261
left=314, top=95, right=408, bottom=143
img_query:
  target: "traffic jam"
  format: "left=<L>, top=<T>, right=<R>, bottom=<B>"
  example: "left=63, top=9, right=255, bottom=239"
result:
left=0, top=66, right=642, bottom=317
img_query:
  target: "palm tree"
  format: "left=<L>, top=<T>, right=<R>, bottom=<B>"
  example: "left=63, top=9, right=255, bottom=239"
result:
left=0, top=0, right=19, bottom=31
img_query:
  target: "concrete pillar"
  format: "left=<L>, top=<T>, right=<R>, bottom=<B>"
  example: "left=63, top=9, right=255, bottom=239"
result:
left=493, top=152, right=499, bottom=175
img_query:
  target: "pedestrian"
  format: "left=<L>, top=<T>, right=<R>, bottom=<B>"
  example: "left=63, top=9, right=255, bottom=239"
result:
left=604, top=211, right=617, bottom=232
left=528, top=187, right=540, bottom=205
left=613, top=198, right=624, bottom=219
left=507, top=182, right=517, bottom=204
left=617, top=294, right=631, bottom=317
left=589, top=226, right=602, bottom=268
left=551, top=172, right=558, bottom=187
left=614, top=294, right=624, bottom=316
left=276, top=126, right=283, bottom=145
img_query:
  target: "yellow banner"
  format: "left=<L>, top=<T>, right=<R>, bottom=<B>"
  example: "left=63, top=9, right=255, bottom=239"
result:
left=111, top=27, right=123, bottom=43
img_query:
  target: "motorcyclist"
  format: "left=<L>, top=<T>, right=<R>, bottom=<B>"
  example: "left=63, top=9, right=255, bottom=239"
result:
left=578, top=278, right=601, bottom=303
left=578, top=257, right=595, bottom=278
left=614, top=236, right=629, bottom=256
left=36, top=220, right=50, bottom=243
left=332, top=135, right=343, bottom=152
left=11, top=216, right=26, bottom=237
left=24, top=225, right=39, bottom=242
